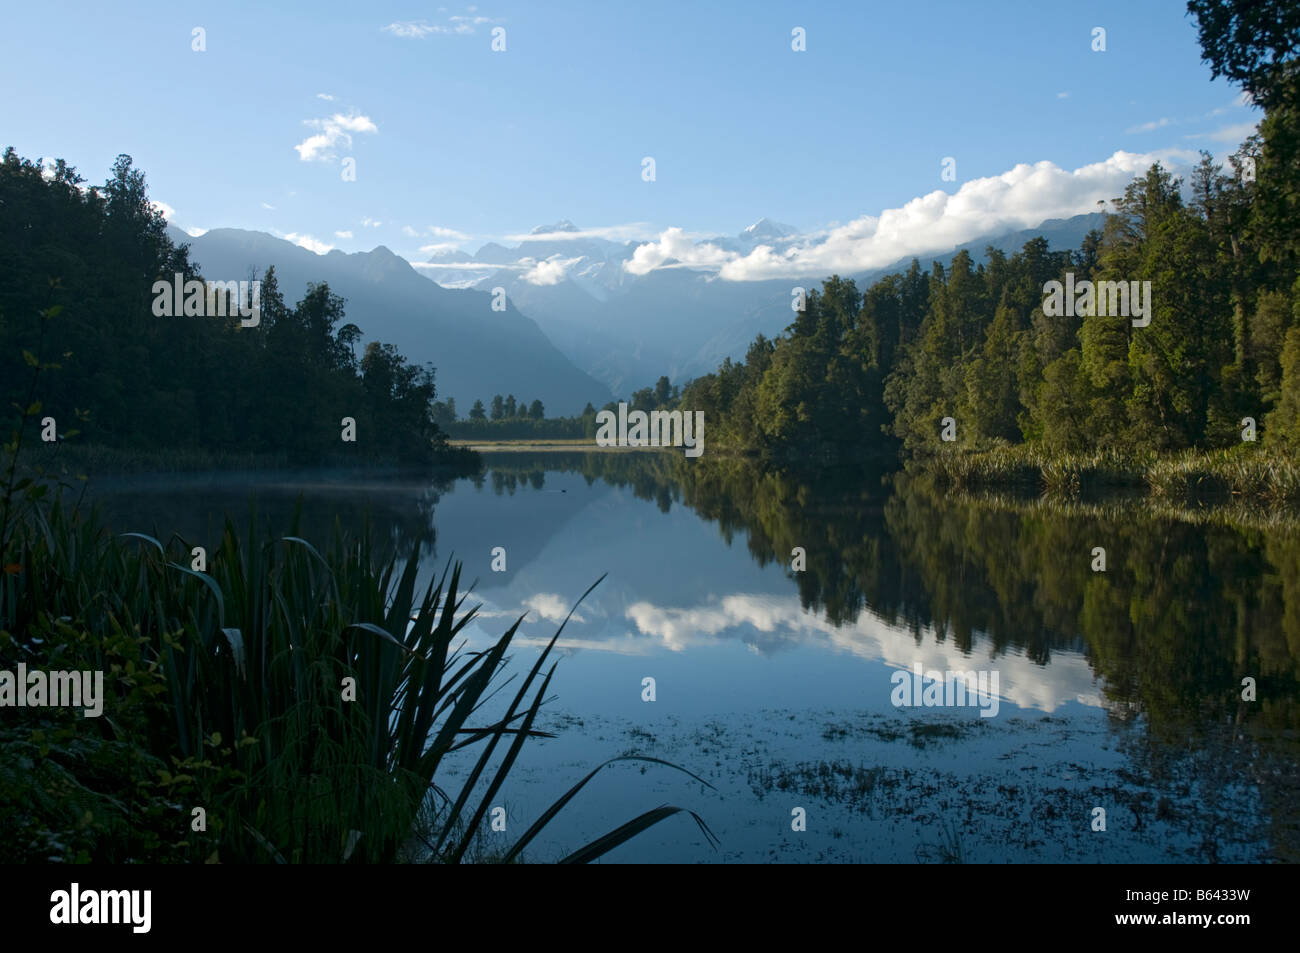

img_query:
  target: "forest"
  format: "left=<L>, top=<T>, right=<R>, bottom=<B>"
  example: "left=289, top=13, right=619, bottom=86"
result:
left=0, top=149, right=468, bottom=468
left=678, top=7, right=1299, bottom=475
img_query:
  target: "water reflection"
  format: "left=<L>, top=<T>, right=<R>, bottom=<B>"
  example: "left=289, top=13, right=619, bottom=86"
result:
left=89, top=451, right=1300, bottom=861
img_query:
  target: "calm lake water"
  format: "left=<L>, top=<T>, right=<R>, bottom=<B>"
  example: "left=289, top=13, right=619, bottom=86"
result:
left=88, top=451, right=1300, bottom=863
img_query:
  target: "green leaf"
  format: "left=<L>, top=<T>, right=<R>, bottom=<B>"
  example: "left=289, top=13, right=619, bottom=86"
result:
left=166, top=562, right=226, bottom=625
left=345, top=621, right=419, bottom=656
left=504, top=755, right=715, bottom=863
left=22, top=350, right=39, bottom=367
left=120, top=532, right=165, bottom=554
left=558, top=806, right=720, bottom=864
left=218, top=628, right=246, bottom=678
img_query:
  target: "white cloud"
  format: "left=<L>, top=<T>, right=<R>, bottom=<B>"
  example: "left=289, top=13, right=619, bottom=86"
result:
left=1056, top=91, right=1069, bottom=99
left=261, top=202, right=276, bottom=210
left=417, top=241, right=462, bottom=255
left=411, top=260, right=526, bottom=271
left=427, top=225, right=471, bottom=240
left=316, top=92, right=335, bottom=101
left=1126, top=117, right=1173, bottom=133
left=361, top=217, right=383, bottom=228
left=1186, top=120, right=1259, bottom=143
left=624, top=226, right=738, bottom=276
left=401, top=225, right=420, bottom=237
left=383, top=21, right=438, bottom=37
left=624, top=592, right=1100, bottom=712
left=151, top=200, right=176, bottom=220
left=522, top=592, right=586, bottom=625
left=521, top=255, right=584, bottom=285
left=382, top=14, right=496, bottom=37
left=625, top=150, right=1199, bottom=281
left=184, top=226, right=208, bottom=238
left=283, top=232, right=334, bottom=254
left=294, top=112, right=378, bottom=162
left=335, top=230, right=353, bottom=238
left=504, top=222, right=652, bottom=243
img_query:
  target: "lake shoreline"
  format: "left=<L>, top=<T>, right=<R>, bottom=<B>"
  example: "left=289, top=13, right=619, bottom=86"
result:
left=913, top=444, right=1300, bottom=506
left=14, top=441, right=482, bottom=479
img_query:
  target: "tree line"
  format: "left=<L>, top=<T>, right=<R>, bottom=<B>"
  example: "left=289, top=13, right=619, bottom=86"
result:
left=679, top=3, right=1299, bottom=465
left=0, top=150, right=468, bottom=467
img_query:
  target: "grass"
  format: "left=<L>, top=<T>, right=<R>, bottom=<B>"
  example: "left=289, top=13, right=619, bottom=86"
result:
left=0, top=494, right=717, bottom=863
left=921, top=443, right=1300, bottom=505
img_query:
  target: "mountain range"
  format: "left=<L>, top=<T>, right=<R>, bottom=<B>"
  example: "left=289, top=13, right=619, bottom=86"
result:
left=417, top=213, right=1106, bottom=395
left=170, top=226, right=612, bottom=416
left=170, top=211, right=1105, bottom=414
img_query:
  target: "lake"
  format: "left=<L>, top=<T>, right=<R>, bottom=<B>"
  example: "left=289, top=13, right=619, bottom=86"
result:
left=86, top=451, right=1300, bottom=863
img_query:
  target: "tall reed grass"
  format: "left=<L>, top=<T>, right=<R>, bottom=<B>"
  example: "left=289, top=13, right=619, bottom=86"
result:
left=0, top=500, right=716, bottom=862
left=922, top=444, right=1300, bottom=505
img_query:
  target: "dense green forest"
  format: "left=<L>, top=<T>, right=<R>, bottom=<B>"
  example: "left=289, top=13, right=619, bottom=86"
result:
left=682, top=155, right=1298, bottom=464
left=0, top=149, right=468, bottom=468
left=680, top=7, right=1300, bottom=469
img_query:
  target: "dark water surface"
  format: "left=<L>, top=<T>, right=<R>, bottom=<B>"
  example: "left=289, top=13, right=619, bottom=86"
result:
left=88, top=452, right=1300, bottom=863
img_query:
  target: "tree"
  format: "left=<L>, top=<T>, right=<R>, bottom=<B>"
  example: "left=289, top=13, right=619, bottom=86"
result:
left=490, top=395, right=505, bottom=420
left=1267, top=325, right=1300, bottom=446
left=1186, top=0, right=1300, bottom=110
left=1187, top=1, right=1300, bottom=261
left=653, top=375, right=673, bottom=407
left=528, top=399, right=544, bottom=419
left=469, top=399, right=487, bottom=420
left=504, top=394, right=517, bottom=418
left=337, top=322, right=362, bottom=367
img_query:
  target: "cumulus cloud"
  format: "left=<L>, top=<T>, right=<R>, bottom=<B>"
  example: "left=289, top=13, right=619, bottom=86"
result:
left=623, top=226, right=738, bottom=276
left=521, top=255, right=584, bottom=285
left=362, top=217, right=383, bottom=227
left=522, top=592, right=586, bottom=625
left=624, top=593, right=1101, bottom=712
left=316, top=92, right=335, bottom=101
left=294, top=112, right=378, bottom=162
left=151, top=200, right=175, bottom=220
left=184, top=226, right=208, bottom=238
left=625, top=150, right=1198, bottom=281
left=283, top=232, right=334, bottom=254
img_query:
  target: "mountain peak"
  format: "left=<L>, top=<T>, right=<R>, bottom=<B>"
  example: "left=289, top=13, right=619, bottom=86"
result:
left=530, top=220, right=579, bottom=235
left=741, top=218, right=796, bottom=240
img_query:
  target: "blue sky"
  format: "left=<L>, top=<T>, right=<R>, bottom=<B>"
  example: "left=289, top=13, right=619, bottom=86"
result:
left=0, top=0, right=1257, bottom=276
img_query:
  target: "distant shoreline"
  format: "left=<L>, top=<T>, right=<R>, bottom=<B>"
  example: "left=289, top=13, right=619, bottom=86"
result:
left=449, top=438, right=675, bottom=453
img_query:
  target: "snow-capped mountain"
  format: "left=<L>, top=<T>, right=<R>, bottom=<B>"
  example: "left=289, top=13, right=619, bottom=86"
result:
left=413, top=214, right=1103, bottom=396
